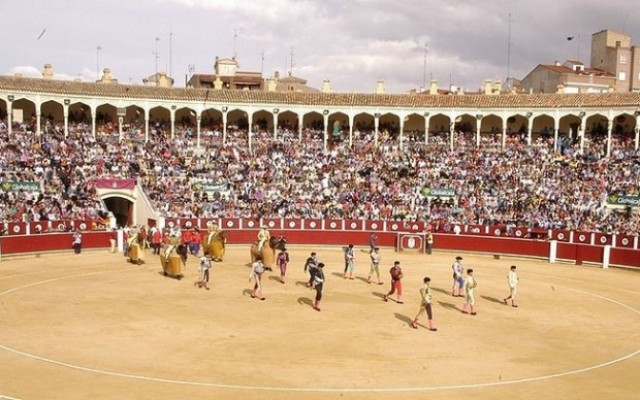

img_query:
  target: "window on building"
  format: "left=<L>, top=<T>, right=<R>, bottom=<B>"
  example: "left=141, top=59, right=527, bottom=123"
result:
left=619, top=72, right=627, bottom=81
left=620, top=55, right=627, bottom=64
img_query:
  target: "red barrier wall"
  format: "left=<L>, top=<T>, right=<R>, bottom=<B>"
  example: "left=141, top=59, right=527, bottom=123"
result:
left=610, top=248, right=640, bottom=268
left=1, top=229, right=638, bottom=270
left=0, top=232, right=112, bottom=255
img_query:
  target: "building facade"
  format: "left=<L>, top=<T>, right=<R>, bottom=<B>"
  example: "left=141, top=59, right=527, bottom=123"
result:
left=0, top=75, right=639, bottom=156
left=591, top=29, right=640, bottom=93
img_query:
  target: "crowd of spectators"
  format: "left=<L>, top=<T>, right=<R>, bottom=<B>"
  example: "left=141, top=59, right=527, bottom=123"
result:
left=0, top=114, right=638, bottom=236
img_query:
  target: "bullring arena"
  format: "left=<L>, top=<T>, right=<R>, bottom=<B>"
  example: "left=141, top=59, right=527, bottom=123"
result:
left=0, top=232, right=640, bottom=400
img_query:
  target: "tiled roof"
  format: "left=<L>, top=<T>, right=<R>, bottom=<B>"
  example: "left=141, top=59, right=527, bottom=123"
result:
left=540, top=65, right=614, bottom=77
left=1, top=75, right=639, bottom=109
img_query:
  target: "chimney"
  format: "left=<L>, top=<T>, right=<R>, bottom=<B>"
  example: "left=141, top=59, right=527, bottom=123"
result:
left=42, top=63, right=53, bottom=80
left=322, top=79, right=332, bottom=93
left=213, top=76, right=223, bottom=90
left=556, top=83, right=564, bottom=94
left=274, top=70, right=280, bottom=79
left=267, top=78, right=277, bottom=92
left=554, top=60, right=561, bottom=66
left=376, top=79, right=385, bottom=94
left=484, top=79, right=493, bottom=95
left=100, top=68, right=113, bottom=84
left=429, top=79, right=438, bottom=95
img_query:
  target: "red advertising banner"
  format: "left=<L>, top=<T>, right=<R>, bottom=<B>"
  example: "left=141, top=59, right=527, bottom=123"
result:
left=95, top=179, right=136, bottom=190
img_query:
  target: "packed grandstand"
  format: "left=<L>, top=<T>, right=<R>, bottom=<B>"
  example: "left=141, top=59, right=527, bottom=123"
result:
left=0, top=96, right=638, bottom=236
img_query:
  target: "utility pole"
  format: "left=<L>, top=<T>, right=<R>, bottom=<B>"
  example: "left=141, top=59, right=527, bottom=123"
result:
left=506, top=13, right=512, bottom=89
left=289, top=47, right=295, bottom=76
left=233, top=28, right=239, bottom=59
left=422, top=43, right=428, bottom=92
left=169, top=32, right=173, bottom=78
left=260, top=50, right=265, bottom=75
left=153, top=37, right=161, bottom=77
left=96, top=46, right=101, bottom=81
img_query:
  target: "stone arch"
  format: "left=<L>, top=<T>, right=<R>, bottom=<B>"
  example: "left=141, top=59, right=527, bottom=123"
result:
left=480, top=114, right=502, bottom=134
left=276, top=110, right=299, bottom=130
left=175, top=107, right=197, bottom=127
left=11, top=98, right=36, bottom=127
left=227, top=109, right=249, bottom=145
left=379, top=112, right=400, bottom=138
left=301, top=111, right=324, bottom=142
left=453, top=114, right=476, bottom=132
left=558, top=114, right=581, bottom=142
left=506, top=113, right=528, bottom=134
left=353, top=112, right=375, bottom=142
left=0, top=98, right=6, bottom=121
left=328, top=111, right=349, bottom=142
left=124, top=105, right=145, bottom=123
left=95, top=103, right=117, bottom=124
left=201, top=108, right=222, bottom=129
left=148, top=106, right=171, bottom=139
left=41, top=100, right=64, bottom=124
left=403, top=113, right=426, bottom=144
left=428, top=113, right=451, bottom=134
left=252, top=110, right=274, bottom=132
left=612, top=113, right=636, bottom=135
left=532, top=114, right=554, bottom=135
left=585, top=113, right=608, bottom=136
left=227, top=108, right=248, bottom=129
left=68, top=102, right=91, bottom=124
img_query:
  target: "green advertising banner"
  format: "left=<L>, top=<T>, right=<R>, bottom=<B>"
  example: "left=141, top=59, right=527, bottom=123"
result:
left=0, top=181, right=41, bottom=192
left=422, top=187, right=456, bottom=197
left=191, top=182, right=229, bottom=193
left=607, top=195, right=640, bottom=207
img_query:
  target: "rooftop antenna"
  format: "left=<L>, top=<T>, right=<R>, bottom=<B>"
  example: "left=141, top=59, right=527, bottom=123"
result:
left=153, top=37, right=161, bottom=77
left=169, top=32, right=173, bottom=78
left=289, top=46, right=295, bottom=76
left=506, top=12, right=511, bottom=89
left=623, top=12, right=629, bottom=34
left=96, top=46, right=101, bottom=81
left=422, top=43, right=428, bottom=91
left=260, top=50, right=265, bottom=75
left=233, top=28, right=239, bottom=59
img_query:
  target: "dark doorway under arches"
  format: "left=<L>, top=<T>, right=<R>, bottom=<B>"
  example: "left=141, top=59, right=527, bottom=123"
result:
left=103, top=197, right=134, bottom=227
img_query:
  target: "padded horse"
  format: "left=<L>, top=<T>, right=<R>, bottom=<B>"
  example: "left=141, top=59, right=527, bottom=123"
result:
left=250, top=236, right=286, bottom=271
left=160, top=238, right=187, bottom=280
left=128, top=232, right=146, bottom=265
left=204, top=229, right=227, bottom=262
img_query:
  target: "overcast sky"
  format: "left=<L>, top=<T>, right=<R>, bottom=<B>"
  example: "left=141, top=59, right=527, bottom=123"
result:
left=0, top=0, right=637, bottom=93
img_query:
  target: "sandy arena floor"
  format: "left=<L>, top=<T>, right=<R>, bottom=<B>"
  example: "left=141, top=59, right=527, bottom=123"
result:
left=0, top=246, right=639, bottom=400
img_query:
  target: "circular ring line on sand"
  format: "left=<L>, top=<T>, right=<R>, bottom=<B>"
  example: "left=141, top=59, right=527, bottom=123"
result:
left=0, top=268, right=639, bottom=393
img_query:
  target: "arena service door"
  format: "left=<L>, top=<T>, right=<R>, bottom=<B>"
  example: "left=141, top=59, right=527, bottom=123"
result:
left=103, top=197, right=134, bottom=227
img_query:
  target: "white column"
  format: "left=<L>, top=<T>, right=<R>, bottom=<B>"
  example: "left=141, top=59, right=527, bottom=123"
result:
left=549, top=240, right=557, bottom=263
left=501, top=119, right=507, bottom=150
left=424, top=116, right=430, bottom=144
left=7, top=100, right=12, bottom=136
left=36, top=111, right=42, bottom=136
left=170, top=108, right=176, bottom=139
left=222, top=111, right=228, bottom=146
left=144, top=108, right=150, bottom=143
left=606, top=119, right=613, bottom=157
left=635, top=115, right=640, bottom=150
left=348, top=114, right=354, bottom=148
left=196, top=115, right=201, bottom=148
left=248, top=112, right=253, bottom=153
left=579, top=115, right=586, bottom=154
left=475, top=117, right=482, bottom=148
left=273, top=113, right=278, bottom=140
left=323, top=113, right=329, bottom=150
left=63, top=104, right=69, bottom=138
left=602, top=245, right=611, bottom=269
left=118, top=116, right=123, bottom=141
left=553, top=118, right=559, bottom=152
left=449, top=121, right=454, bottom=151
left=526, top=116, right=533, bottom=146
left=298, top=119, right=303, bottom=142
left=374, top=114, right=380, bottom=146
left=91, top=111, right=96, bottom=138
left=399, top=119, right=405, bottom=150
